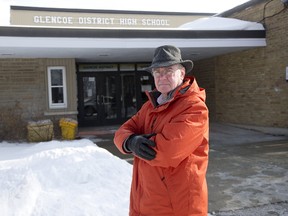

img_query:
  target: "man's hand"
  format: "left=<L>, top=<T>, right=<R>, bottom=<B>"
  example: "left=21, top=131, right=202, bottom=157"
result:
left=126, top=133, right=156, bottom=160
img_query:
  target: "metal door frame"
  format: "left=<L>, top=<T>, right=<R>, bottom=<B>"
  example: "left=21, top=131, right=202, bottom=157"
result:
left=77, top=70, right=154, bottom=127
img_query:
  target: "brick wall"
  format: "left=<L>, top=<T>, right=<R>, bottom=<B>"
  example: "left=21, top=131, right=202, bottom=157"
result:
left=0, top=59, right=46, bottom=140
left=196, top=0, right=288, bottom=127
left=0, top=58, right=77, bottom=141
left=191, top=58, right=216, bottom=121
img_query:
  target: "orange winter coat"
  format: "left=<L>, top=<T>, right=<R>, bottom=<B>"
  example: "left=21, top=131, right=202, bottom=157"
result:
left=114, top=77, right=209, bottom=216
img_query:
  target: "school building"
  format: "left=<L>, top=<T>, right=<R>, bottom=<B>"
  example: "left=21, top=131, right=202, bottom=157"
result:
left=0, top=0, right=287, bottom=140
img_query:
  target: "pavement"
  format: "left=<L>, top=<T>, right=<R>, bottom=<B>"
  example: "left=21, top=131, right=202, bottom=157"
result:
left=78, top=122, right=288, bottom=216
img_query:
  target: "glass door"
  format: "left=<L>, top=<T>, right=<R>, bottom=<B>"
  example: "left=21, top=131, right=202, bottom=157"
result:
left=77, top=71, right=154, bottom=127
left=101, top=75, right=118, bottom=121
left=78, top=73, right=119, bottom=126
left=121, top=73, right=137, bottom=118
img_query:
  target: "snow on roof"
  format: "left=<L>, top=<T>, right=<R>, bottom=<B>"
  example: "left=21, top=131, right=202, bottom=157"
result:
left=179, top=17, right=265, bottom=30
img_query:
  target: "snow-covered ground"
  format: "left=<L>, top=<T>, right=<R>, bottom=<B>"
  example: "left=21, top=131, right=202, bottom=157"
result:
left=0, top=139, right=132, bottom=216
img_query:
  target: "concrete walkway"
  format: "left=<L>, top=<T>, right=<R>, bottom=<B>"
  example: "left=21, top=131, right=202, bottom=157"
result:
left=78, top=122, right=288, bottom=215
left=207, top=123, right=288, bottom=215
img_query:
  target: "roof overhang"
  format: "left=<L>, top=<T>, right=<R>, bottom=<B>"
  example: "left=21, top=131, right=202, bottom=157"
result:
left=0, top=26, right=266, bottom=62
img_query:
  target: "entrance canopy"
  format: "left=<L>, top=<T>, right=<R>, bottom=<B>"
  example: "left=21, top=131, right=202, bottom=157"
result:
left=0, top=7, right=266, bottom=62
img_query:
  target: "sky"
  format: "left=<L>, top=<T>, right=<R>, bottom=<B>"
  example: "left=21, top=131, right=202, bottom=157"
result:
left=0, top=0, right=251, bottom=26
left=0, top=0, right=251, bottom=13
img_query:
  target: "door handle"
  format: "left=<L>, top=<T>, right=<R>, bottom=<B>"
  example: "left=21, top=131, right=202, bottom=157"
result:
left=96, top=95, right=105, bottom=104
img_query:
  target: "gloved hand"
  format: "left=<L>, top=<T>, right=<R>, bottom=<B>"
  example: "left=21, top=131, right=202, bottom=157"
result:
left=125, top=133, right=156, bottom=160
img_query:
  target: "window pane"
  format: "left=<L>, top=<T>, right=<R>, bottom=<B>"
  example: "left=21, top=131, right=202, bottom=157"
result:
left=52, top=87, right=64, bottom=103
left=103, top=75, right=117, bottom=120
left=51, top=69, right=63, bottom=86
left=83, top=77, right=97, bottom=118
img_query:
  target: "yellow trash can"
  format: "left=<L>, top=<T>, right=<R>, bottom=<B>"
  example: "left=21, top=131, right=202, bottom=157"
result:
left=59, top=118, right=78, bottom=140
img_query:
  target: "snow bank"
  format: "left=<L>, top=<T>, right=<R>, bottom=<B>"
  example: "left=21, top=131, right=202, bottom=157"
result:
left=0, top=139, right=132, bottom=216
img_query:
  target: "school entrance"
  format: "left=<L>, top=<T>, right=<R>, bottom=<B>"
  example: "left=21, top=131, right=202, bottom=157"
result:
left=77, top=63, right=154, bottom=127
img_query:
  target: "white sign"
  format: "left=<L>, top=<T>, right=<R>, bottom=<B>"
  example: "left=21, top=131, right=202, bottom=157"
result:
left=32, top=15, right=170, bottom=27
left=10, top=7, right=209, bottom=29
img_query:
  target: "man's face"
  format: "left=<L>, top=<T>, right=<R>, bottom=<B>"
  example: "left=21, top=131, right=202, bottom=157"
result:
left=152, top=64, right=185, bottom=96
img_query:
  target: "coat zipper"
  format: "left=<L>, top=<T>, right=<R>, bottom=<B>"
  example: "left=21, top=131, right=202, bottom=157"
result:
left=151, top=116, right=157, bottom=131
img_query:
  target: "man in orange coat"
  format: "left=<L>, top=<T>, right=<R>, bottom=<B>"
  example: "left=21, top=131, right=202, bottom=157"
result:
left=114, top=45, right=209, bottom=216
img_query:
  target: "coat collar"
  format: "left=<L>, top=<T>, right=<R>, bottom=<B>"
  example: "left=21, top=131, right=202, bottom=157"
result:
left=146, top=76, right=197, bottom=108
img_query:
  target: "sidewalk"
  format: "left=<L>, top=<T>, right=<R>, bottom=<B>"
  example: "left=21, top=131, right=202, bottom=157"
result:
left=207, top=123, right=288, bottom=215
left=78, top=122, right=288, bottom=215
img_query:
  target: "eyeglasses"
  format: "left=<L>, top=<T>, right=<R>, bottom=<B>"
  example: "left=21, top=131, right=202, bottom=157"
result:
left=152, top=66, right=178, bottom=78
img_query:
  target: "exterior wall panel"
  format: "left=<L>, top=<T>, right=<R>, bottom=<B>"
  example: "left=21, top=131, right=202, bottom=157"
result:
left=0, top=58, right=77, bottom=140
left=214, top=0, right=288, bottom=127
left=192, top=58, right=216, bottom=121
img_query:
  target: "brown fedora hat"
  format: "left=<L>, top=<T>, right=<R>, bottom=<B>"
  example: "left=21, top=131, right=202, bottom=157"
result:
left=145, top=45, right=193, bottom=74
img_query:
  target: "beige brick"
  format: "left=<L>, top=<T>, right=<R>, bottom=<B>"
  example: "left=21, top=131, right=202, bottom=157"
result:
left=195, top=0, right=288, bottom=127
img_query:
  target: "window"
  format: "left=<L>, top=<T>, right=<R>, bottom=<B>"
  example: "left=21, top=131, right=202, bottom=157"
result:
left=47, top=66, right=67, bottom=109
